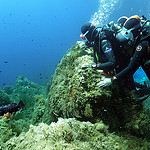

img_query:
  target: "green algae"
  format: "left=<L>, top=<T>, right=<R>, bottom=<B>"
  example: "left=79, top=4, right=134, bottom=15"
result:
left=0, top=90, right=11, bottom=106
left=0, top=75, right=46, bottom=149
left=32, top=95, right=46, bottom=125
left=0, top=118, right=15, bottom=150
left=1, top=41, right=150, bottom=149
left=43, top=41, right=150, bottom=138
left=5, top=118, right=150, bottom=150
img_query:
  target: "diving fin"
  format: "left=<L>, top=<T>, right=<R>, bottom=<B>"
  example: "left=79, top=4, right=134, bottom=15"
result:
left=135, top=93, right=150, bottom=104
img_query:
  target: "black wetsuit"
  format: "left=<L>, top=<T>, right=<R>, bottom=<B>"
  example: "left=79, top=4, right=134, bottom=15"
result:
left=92, top=29, right=135, bottom=89
left=115, top=40, right=150, bottom=81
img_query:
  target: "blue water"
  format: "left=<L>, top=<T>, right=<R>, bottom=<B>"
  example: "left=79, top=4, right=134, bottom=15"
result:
left=0, top=0, right=98, bottom=88
left=0, top=0, right=149, bottom=88
left=133, top=67, right=150, bottom=86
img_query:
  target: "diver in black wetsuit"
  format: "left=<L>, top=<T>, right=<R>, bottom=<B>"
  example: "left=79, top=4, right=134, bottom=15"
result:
left=80, top=17, right=135, bottom=90
left=115, top=15, right=150, bottom=81
left=98, top=15, right=150, bottom=85
left=98, top=15, right=150, bottom=103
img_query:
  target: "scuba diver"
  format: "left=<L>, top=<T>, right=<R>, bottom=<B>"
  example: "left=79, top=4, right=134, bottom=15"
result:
left=80, top=16, right=135, bottom=90
left=97, top=15, right=150, bottom=103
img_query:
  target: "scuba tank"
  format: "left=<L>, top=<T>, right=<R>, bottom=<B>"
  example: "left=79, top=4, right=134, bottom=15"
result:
left=141, top=15, right=150, bottom=27
left=133, top=15, right=150, bottom=47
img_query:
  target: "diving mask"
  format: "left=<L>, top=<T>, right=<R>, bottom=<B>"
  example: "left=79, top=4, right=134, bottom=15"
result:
left=80, top=30, right=89, bottom=40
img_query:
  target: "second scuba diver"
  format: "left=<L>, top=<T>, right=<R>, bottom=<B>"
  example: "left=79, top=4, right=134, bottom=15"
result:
left=80, top=15, right=150, bottom=103
left=98, top=16, right=150, bottom=85
left=97, top=15, right=150, bottom=103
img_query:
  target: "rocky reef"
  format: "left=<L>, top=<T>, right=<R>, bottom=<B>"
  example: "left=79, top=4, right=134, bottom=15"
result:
left=1, top=41, right=150, bottom=149
left=6, top=118, right=150, bottom=150
left=0, top=90, right=11, bottom=107
left=0, top=75, right=46, bottom=149
left=44, top=41, right=150, bottom=137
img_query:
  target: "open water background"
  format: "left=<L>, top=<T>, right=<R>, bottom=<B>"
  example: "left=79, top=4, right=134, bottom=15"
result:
left=0, top=0, right=149, bottom=88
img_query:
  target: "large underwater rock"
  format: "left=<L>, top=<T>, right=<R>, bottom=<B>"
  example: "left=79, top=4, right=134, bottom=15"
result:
left=43, top=41, right=150, bottom=137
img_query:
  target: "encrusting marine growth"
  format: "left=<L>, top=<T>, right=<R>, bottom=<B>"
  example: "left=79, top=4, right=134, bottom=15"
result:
left=1, top=41, right=150, bottom=149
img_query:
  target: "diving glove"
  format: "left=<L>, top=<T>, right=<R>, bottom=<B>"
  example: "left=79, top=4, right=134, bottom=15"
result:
left=97, top=78, right=112, bottom=87
left=81, top=63, right=91, bottom=69
left=82, top=62, right=97, bottom=70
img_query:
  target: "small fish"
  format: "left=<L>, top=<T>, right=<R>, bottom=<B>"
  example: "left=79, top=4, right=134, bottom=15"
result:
left=4, top=61, right=8, bottom=63
left=40, top=77, right=42, bottom=79
left=71, top=87, right=74, bottom=97
left=0, top=101, right=25, bottom=116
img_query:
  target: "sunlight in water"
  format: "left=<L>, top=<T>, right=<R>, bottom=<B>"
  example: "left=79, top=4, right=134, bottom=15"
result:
left=90, top=0, right=119, bottom=26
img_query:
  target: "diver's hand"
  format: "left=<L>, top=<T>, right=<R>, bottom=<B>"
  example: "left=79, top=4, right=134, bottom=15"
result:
left=81, top=63, right=91, bottom=69
left=82, top=62, right=99, bottom=70
left=97, top=78, right=112, bottom=87
left=91, top=63, right=97, bottom=70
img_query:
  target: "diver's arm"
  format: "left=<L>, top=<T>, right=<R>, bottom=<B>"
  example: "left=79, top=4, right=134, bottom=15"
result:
left=96, top=40, right=116, bottom=70
left=113, top=41, right=148, bottom=81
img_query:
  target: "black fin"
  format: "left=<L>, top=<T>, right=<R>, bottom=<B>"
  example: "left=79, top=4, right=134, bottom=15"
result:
left=135, top=93, right=150, bottom=104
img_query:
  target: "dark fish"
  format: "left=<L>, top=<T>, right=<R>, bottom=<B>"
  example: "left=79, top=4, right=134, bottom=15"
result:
left=40, top=77, right=42, bottom=79
left=4, top=61, right=8, bottom=63
left=0, top=101, right=25, bottom=116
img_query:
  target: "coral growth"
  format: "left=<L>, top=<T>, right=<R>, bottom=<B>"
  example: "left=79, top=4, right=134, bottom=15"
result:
left=44, top=41, right=150, bottom=138
left=0, top=90, right=11, bottom=106
left=0, top=75, right=46, bottom=148
left=6, top=118, right=150, bottom=150
left=32, top=95, right=46, bottom=125
left=0, top=118, right=15, bottom=150
left=1, top=42, right=150, bottom=149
